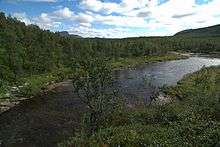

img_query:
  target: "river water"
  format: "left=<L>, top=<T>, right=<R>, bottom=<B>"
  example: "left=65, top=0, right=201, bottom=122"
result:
left=113, top=56, right=220, bottom=105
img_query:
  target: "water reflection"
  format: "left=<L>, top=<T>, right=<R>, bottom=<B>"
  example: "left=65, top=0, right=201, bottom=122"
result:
left=113, top=57, right=220, bottom=103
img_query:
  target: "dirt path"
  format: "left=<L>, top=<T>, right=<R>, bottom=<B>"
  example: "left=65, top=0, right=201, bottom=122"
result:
left=0, top=81, right=86, bottom=147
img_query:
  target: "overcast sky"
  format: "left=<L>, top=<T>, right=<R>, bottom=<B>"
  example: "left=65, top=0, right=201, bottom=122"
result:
left=0, top=0, right=220, bottom=38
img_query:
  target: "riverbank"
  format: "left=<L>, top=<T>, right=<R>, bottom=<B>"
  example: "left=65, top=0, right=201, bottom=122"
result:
left=0, top=68, right=73, bottom=113
left=0, top=53, right=188, bottom=114
left=0, top=80, right=87, bottom=147
left=59, top=65, right=220, bottom=147
left=111, top=53, right=188, bottom=70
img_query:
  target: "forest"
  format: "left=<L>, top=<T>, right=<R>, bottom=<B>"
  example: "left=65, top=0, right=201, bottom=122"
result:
left=1, top=11, right=220, bottom=86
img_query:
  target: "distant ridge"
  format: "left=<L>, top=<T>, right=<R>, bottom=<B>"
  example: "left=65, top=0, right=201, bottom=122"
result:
left=175, top=24, right=220, bottom=37
left=57, top=31, right=82, bottom=38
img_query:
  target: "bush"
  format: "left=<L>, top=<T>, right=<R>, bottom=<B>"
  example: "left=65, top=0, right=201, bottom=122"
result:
left=17, top=68, right=73, bottom=97
left=17, top=74, right=56, bottom=97
left=59, top=66, right=220, bottom=147
left=59, top=121, right=220, bottom=147
left=0, top=80, right=11, bottom=99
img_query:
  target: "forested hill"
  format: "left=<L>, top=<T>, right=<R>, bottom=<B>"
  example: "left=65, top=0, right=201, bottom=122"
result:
left=57, top=31, right=82, bottom=38
left=175, top=24, right=220, bottom=37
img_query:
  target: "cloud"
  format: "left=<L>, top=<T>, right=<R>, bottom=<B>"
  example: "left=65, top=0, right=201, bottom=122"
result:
left=80, top=0, right=156, bottom=15
left=18, top=0, right=57, bottom=2
left=33, top=13, right=61, bottom=29
left=32, top=7, right=94, bottom=29
left=197, top=20, right=206, bottom=23
left=80, top=0, right=103, bottom=12
left=11, top=0, right=220, bottom=38
left=137, top=12, right=151, bottom=17
left=12, top=12, right=61, bottom=30
left=53, top=7, right=73, bottom=19
left=74, top=12, right=94, bottom=23
left=68, top=26, right=130, bottom=38
left=67, top=25, right=171, bottom=38
left=8, top=0, right=57, bottom=2
left=172, top=13, right=195, bottom=19
left=94, top=14, right=149, bottom=28
left=12, top=12, right=32, bottom=24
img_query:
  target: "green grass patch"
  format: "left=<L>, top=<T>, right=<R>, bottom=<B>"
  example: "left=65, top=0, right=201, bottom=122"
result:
left=0, top=80, right=11, bottom=100
left=111, top=53, right=188, bottom=70
left=0, top=68, right=74, bottom=99
left=17, top=68, right=74, bottom=97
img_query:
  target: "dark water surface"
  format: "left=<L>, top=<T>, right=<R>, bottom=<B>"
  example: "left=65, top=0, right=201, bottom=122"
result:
left=0, top=56, right=220, bottom=146
left=113, top=56, right=220, bottom=104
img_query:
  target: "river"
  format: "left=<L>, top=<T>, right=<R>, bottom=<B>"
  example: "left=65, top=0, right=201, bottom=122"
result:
left=113, top=56, right=220, bottom=105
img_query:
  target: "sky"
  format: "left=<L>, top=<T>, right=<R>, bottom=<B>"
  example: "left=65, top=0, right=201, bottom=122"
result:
left=0, top=0, right=220, bottom=38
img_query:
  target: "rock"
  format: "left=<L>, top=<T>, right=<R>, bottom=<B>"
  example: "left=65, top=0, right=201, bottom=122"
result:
left=151, top=92, right=173, bottom=105
left=0, top=98, right=26, bottom=114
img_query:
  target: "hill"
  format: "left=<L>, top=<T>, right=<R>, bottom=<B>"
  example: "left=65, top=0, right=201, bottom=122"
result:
left=175, top=24, right=220, bottom=37
left=57, top=31, right=82, bottom=38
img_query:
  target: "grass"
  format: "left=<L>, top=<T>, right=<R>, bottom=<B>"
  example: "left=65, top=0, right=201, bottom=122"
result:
left=58, top=66, right=220, bottom=147
left=111, top=53, right=188, bottom=70
left=18, top=67, right=74, bottom=97
left=0, top=80, right=11, bottom=101
left=0, top=68, right=74, bottom=100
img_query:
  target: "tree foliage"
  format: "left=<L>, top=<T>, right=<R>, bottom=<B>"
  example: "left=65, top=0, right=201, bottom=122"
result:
left=72, top=56, right=119, bottom=135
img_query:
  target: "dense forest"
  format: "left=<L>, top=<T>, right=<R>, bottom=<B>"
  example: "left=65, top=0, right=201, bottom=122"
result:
left=0, top=12, right=220, bottom=84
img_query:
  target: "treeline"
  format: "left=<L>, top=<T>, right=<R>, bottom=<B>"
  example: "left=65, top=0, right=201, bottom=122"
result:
left=0, top=12, right=220, bottom=82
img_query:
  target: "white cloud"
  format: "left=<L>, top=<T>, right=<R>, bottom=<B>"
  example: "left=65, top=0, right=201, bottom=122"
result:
left=94, top=14, right=149, bottom=28
left=137, top=11, right=151, bottom=17
left=80, top=0, right=103, bottom=12
left=145, top=0, right=220, bottom=35
left=32, top=7, right=94, bottom=29
left=11, top=0, right=57, bottom=2
left=12, top=12, right=32, bottom=24
left=12, top=11, right=61, bottom=30
left=53, top=7, right=73, bottom=19
left=80, top=0, right=155, bottom=14
left=12, top=0, right=220, bottom=37
left=68, top=25, right=130, bottom=38
left=38, top=13, right=52, bottom=23
left=33, top=13, right=61, bottom=29
left=5, top=0, right=58, bottom=3
left=67, top=25, right=170, bottom=38
left=74, top=12, right=94, bottom=23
